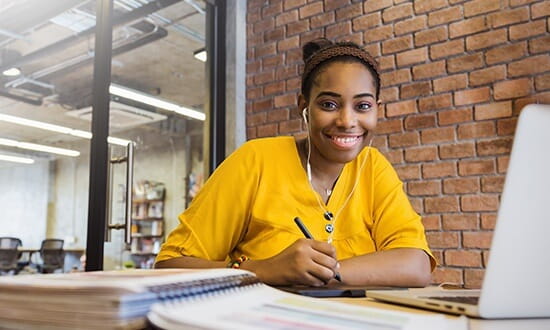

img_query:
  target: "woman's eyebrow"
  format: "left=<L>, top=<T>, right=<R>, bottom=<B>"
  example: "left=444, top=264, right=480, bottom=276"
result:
left=316, top=91, right=375, bottom=98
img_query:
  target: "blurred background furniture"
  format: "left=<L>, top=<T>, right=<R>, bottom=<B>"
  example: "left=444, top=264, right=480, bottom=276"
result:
left=37, top=239, right=65, bottom=274
left=0, top=237, right=22, bottom=275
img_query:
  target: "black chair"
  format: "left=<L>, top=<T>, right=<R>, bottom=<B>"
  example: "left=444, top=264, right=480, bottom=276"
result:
left=0, top=237, right=22, bottom=275
left=37, top=239, right=65, bottom=274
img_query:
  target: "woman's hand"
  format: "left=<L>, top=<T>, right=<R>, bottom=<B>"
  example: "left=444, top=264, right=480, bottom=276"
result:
left=241, top=238, right=339, bottom=286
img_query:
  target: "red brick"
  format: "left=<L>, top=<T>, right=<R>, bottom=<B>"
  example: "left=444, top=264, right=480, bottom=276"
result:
left=395, top=16, right=428, bottom=35
left=380, top=69, right=412, bottom=87
left=443, top=177, right=480, bottom=194
left=442, top=214, right=479, bottom=230
left=510, top=19, right=547, bottom=40
left=454, top=87, right=490, bottom=106
left=466, top=29, right=507, bottom=51
left=326, top=21, right=352, bottom=39
left=421, top=127, right=456, bottom=144
left=262, top=2, right=282, bottom=17
left=266, top=108, right=289, bottom=123
left=458, top=159, right=495, bottom=176
left=536, top=73, right=550, bottom=91
left=363, top=43, right=381, bottom=57
left=310, top=11, right=335, bottom=29
left=475, top=101, right=513, bottom=120
left=477, top=137, right=513, bottom=156
left=464, top=0, right=501, bottom=17
left=352, top=12, right=381, bottom=31
left=408, top=179, right=441, bottom=195
left=252, top=98, right=273, bottom=112
left=469, top=65, right=506, bottom=87
left=425, top=196, right=460, bottom=213
left=247, top=86, right=262, bottom=100
left=382, top=3, right=413, bottom=23
left=246, top=127, right=257, bottom=139
left=509, top=55, right=550, bottom=78
left=386, top=99, right=417, bottom=117
left=364, top=0, right=392, bottom=13
left=405, top=146, right=438, bottom=162
left=283, top=0, right=306, bottom=10
left=414, top=26, right=448, bottom=47
left=497, top=117, right=518, bottom=136
left=263, top=81, right=285, bottom=95
left=396, top=47, right=428, bottom=67
left=497, top=155, right=510, bottom=173
left=433, top=74, right=468, bottom=93
left=414, top=0, right=447, bottom=13
left=449, top=16, right=488, bottom=38
left=286, top=20, right=309, bottom=36
left=464, top=269, right=485, bottom=289
left=463, top=231, right=493, bottom=248
left=255, top=43, right=277, bottom=58
left=379, top=86, right=398, bottom=102
left=428, top=6, right=462, bottom=26
left=264, top=27, right=285, bottom=42
left=299, top=2, right=323, bottom=19
left=384, top=149, right=404, bottom=164
left=418, top=94, right=453, bottom=113
left=494, top=78, right=532, bottom=100
left=262, top=55, right=284, bottom=70
left=422, top=161, right=457, bottom=179
left=481, top=213, right=497, bottom=229
left=457, top=121, right=496, bottom=139
left=247, top=112, right=267, bottom=126
left=412, top=60, right=446, bottom=80
left=488, top=7, right=529, bottom=28
left=279, top=119, right=302, bottom=134
left=461, top=194, right=499, bottom=211
left=481, top=176, right=505, bottom=193
left=431, top=267, right=463, bottom=285
left=364, top=25, right=394, bottom=43
left=404, top=113, right=436, bottom=130
left=430, top=39, right=465, bottom=59
left=410, top=197, right=423, bottom=214
left=427, top=232, right=460, bottom=250
left=513, top=92, right=550, bottom=113
left=530, top=35, right=550, bottom=54
left=275, top=10, right=298, bottom=27
left=532, top=1, right=550, bottom=18
left=253, top=17, right=275, bottom=34
left=324, top=0, right=349, bottom=11
left=275, top=65, right=298, bottom=80
left=438, top=108, right=473, bottom=125
left=445, top=250, right=482, bottom=267
left=388, top=131, right=420, bottom=147
left=382, top=35, right=413, bottom=54
left=509, top=0, right=539, bottom=8
left=448, top=53, right=484, bottom=73
left=336, top=3, right=363, bottom=21
left=422, top=215, right=441, bottom=231
left=401, top=81, right=431, bottom=99
left=274, top=93, right=297, bottom=108
left=376, top=118, right=403, bottom=134
left=439, top=142, right=475, bottom=159
left=257, top=123, right=278, bottom=137
left=485, top=42, right=527, bottom=65
left=395, top=164, right=421, bottom=180
left=372, top=135, right=388, bottom=149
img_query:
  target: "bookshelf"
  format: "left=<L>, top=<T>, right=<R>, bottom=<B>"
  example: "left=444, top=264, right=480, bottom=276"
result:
left=131, top=181, right=165, bottom=268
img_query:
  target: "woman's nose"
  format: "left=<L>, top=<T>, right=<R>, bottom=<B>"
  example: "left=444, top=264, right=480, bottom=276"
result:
left=335, top=108, right=356, bottom=128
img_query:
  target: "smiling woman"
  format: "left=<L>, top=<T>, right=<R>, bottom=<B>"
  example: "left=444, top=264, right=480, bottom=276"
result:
left=156, top=38, right=435, bottom=288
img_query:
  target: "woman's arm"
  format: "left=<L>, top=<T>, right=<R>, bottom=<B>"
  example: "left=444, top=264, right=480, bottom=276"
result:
left=155, top=255, right=227, bottom=269
left=338, top=248, right=432, bottom=287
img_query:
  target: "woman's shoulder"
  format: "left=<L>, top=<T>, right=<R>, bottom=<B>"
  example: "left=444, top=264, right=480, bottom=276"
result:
left=239, top=136, right=296, bottom=155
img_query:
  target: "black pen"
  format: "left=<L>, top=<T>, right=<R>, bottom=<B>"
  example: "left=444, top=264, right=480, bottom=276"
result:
left=293, top=217, right=342, bottom=282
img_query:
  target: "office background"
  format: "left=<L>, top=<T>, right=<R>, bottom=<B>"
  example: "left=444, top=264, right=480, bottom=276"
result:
left=245, top=0, right=550, bottom=288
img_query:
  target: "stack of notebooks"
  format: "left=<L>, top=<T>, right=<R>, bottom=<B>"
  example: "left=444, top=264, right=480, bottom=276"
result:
left=0, top=269, right=467, bottom=330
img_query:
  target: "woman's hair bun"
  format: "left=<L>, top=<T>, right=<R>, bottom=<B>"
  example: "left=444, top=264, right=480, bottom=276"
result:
left=302, top=38, right=333, bottom=62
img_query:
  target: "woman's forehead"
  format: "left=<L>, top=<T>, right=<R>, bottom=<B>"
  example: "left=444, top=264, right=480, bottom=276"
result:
left=312, top=62, right=377, bottom=96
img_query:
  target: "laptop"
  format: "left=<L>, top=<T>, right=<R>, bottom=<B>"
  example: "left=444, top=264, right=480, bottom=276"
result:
left=367, top=104, right=550, bottom=319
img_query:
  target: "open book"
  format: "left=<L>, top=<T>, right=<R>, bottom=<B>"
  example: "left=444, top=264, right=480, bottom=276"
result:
left=0, top=268, right=467, bottom=330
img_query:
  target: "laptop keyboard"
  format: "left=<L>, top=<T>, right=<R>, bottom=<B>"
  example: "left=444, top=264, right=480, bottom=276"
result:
left=427, top=296, right=479, bottom=305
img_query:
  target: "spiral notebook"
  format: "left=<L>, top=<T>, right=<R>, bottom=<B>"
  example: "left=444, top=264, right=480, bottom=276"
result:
left=0, top=268, right=466, bottom=330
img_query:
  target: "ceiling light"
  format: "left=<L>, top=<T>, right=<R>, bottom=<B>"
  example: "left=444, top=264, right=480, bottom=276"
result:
left=2, top=67, right=21, bottom=76
left=0, top=154, right=34, bottom=164
left=0, top=138, right=80, bottom=157
left=0, top=113, right=131, bottom=146
left=109, top=84, right=206, bottom=121
left=193, top=48, right=206, bottom=62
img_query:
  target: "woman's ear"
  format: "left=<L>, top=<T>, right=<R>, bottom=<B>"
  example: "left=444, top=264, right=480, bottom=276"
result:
left=298, top=94, right=307, bottom=111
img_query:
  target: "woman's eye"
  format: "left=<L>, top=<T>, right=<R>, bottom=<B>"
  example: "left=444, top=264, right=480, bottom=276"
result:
left=357, top=103, right=372, bottom=111
left=320, top=101, right=338, bottom=110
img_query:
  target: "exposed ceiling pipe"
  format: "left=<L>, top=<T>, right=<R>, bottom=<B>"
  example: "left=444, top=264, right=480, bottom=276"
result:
left=0, top=0, right=181, bottom=73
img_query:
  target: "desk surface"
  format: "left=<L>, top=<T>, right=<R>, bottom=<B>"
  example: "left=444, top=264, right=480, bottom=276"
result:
left=331, top=296, right=550, bottom=330
left=18, top=248, right=85, bottom=253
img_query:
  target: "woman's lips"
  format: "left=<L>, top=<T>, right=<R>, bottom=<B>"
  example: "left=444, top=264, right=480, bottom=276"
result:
left=328, top=134, right=363, bottom=148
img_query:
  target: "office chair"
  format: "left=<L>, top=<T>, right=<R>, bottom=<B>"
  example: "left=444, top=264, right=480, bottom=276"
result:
left=0, top=237, right=22, bottom=275
left=37, top=239, right=65, bottom=274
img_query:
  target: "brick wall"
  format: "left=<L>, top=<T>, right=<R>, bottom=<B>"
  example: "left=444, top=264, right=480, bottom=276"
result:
left=246, top=0, right=550, bottom=288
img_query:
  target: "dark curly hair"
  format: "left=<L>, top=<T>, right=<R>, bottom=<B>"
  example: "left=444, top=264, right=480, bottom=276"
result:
left=301, top=38, right=380, bottom=101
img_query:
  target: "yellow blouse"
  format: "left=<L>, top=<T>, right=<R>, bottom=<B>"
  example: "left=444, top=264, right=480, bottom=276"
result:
left=157, top=136, right=435, bottom=269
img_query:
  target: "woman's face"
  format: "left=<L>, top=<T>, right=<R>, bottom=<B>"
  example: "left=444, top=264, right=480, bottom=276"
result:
left=301, top=61, right=379, bottom=165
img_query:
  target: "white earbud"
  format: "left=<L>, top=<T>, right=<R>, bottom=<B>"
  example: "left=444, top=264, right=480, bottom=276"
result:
left=302, top=108, right=308, bottom=124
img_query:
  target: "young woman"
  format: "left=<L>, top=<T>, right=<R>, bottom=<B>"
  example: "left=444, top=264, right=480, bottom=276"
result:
left=155, top=38, right=435, bottom=287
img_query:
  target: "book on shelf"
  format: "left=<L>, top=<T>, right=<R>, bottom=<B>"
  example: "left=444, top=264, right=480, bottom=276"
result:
left=0, top=268, right=467, bottom=330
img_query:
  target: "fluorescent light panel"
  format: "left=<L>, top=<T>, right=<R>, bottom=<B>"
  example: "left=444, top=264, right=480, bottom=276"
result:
left=2, top=67, right=21, bottom=76
left=0, top=138, right=80, bottom=157
left=0, top=113, right=131, bottom=146
left=109, top=84, right=206, bottom=121
left=0, top=153, right=34, bottom=164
